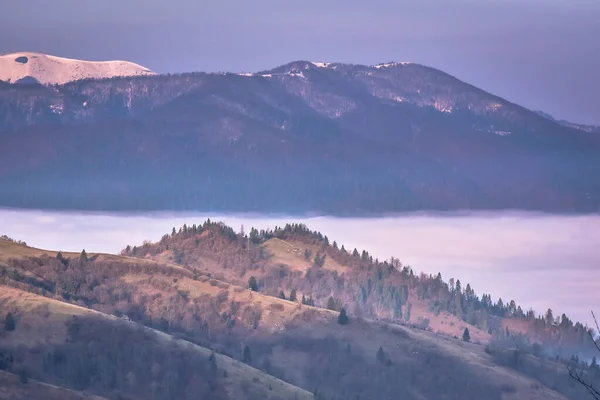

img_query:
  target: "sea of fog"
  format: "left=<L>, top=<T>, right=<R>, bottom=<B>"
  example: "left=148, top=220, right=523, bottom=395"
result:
left=1, top=208, right=599, bottom=328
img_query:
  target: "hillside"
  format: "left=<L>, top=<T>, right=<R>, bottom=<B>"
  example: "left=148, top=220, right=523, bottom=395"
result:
left=0, top=284, right=312, bottom=400
left=126, top=221, right=598, bottom=359
left=1, top=230, right=598, bottom=399
left=0, top=52, right=155, bottom=85
left=0, top=370, right=107, bottom=400
left=1, top=60, right=599, bottom=214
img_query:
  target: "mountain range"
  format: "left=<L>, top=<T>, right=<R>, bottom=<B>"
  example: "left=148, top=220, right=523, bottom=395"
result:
left=0, top=54, right=599, bottom=214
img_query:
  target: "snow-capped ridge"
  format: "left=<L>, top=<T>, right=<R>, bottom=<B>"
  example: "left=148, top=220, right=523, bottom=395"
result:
left=374, top=61, right=412, bottom=69
left=0, top=52, right=156, bottom=85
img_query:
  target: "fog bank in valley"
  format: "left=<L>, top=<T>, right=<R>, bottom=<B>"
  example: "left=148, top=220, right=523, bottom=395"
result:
left=1, top=209, right=598, bottom=328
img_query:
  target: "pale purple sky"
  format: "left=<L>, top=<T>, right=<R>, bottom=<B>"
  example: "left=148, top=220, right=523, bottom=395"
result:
left=1, top=0, right=599, bottom=124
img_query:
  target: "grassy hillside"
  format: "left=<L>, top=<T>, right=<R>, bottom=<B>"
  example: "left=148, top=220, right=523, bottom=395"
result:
left=2, top=236, right=593, bottom=399
left=0, top=285, right=312, bottom=400
left=0, top=370, right=107, bottom=400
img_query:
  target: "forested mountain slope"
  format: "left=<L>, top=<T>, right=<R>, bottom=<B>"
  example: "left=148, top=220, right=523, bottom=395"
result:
left=1, top=61, right=599, bottom=214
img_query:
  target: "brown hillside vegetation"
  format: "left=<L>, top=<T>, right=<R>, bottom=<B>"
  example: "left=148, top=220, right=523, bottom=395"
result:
left=0, top=285, right=312, bottom=400
left=127, top=222, right=596, bottom=359
left=0, top=236, right=594, bottom=400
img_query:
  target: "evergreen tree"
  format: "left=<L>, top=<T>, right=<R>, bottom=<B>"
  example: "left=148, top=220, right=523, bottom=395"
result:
left=338, top=308, right=349, bottom=325
left=172, top=227, right=176, bottom=236
left=404, top=303, right=412, bottom=322
left=79, top=249, right=88, bottom=263
left=301, top=294, right=307, bottom=305
left=508, top=300, right=517, bottom=316
left=462, top=327, right=471, bottom=342
left=248, top=276, right=258, bottom=292
left=327, top=296, right=336, bottom=310
left=243, top=345, right=252, bottom=363
left=4, top=312, right=15, bottom=332
left=376, top=346, right=386, bottom=363
left=56, top=251, right=68, bottom=266
left=289, top=289, right=297, bottom=302
left=279, top=291, right=286, bottom=300
left=208, top=352, right=218, bottom=373
left=304, top=249, right=312, bottom=260
left=249, top=228, right=260, bottom=243
left=313, top=254, right=326, bottom=268
left=591, top=356, right=598, bottom=372
left=19, top=369, right=28, bottom=384
left=455, top=279, right=462, bottom=294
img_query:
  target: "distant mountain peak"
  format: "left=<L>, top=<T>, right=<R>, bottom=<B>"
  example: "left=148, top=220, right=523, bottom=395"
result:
left=0, top=52, right=156, bottom=85
left=535, top=110, right=600, bottom=133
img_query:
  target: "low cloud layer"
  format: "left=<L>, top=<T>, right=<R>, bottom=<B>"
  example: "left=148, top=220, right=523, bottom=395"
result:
left=1, top=209, right=598, bottom=328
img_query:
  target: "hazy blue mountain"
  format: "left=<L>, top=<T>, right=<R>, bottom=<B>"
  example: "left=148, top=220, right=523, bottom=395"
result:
left=1, top=59, right=599, bottom=214
left=534, top=110, right=600, bottom=134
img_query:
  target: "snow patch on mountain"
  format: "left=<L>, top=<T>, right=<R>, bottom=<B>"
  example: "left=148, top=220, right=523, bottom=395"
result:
left=287, top=70, right=306, bottom=79
left=0, top=52, right=156, bottom=85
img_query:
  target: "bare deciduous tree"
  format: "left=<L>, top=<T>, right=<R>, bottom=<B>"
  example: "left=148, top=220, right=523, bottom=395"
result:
left=569, top=311, right=600, bottom=399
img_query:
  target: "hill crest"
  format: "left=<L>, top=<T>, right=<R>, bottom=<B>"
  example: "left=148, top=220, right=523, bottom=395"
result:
left=0, top=52, right=155, bottom=85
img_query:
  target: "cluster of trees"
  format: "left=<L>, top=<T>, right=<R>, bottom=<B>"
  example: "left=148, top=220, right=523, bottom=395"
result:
left=301, top=294, right=315, bottom=307
left=0, top=235, right=27, bottom=246
left=278, top=289, right=298, bottom=302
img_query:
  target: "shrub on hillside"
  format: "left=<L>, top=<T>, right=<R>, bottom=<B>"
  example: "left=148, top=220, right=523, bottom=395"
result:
left=4, top=312, right=15, bottom=332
